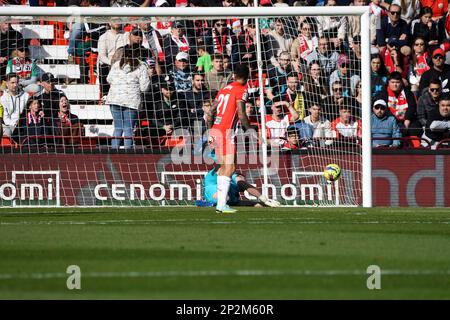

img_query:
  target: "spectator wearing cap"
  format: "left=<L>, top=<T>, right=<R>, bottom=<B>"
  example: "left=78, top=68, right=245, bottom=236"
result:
left=0, top=73, right=29, bottom=137
left=371, top=99, right=402, bottom=148
left=380, top=71, right=422, bottom=137
left=410, top=7, right=443, bottom=52
left=376, top=4, right=411, bottom=57
left=0, top=22, right=25, bottom=83
left=149, top=77, right=189, bottom=140
left=169, top=51, right=193, bottom=93
left=142, top=58, right=163, bottom=104
left=97, top=22, right=128, bottom=97
left=328, top=54, right=361, bottom=97
left=306, top=37, right=340, bottom=79
left=106, top=45, right=150, bottom=149
left=265, top=95, right=300, bottom=147
left=162, top=20, right=193, bottom=70
left=423, top=94, right=450, bottom=147
left=417, top=79, right=442, bottom=128
left=33, top=73, right=64, bottom=118
left=111, top=28, right=150, bottom=66
left=204, top=54, right=232, bottom=92
left=6, top=43, right=39, bottom=93
left=418, top=47, right=450, bottom=95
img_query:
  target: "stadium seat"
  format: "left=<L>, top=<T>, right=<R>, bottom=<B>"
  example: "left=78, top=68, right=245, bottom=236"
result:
left=38, top=64, right=81, bottom=79
left=55, top=84, right=100, bottom=101
left=29, top=45, right=69, bottom=61
left=70, top=104, right=113, bottom=120
left=84, top=124, right=114, bottom=137
left=11, top=24, right=54, bottom=40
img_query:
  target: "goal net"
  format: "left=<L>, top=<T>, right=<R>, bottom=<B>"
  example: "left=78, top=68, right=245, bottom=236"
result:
left=0, top=6, right=371, bottom=208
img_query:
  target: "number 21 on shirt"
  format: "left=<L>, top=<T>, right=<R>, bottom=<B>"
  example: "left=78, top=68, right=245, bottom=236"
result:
left=216, top=93, right=231, bottom=116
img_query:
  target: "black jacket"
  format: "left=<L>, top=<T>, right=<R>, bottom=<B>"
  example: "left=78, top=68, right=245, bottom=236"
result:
left=418, top=65, right=450, bottom=95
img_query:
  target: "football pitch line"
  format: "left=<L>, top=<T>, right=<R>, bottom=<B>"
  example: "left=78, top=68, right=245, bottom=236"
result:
left=1, top=218, right=449, bottom=226
left=0, top=269, right=449, bottom=280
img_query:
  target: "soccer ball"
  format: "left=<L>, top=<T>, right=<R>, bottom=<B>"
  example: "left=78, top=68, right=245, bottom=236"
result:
left=323, top=164, right=341, bottom=182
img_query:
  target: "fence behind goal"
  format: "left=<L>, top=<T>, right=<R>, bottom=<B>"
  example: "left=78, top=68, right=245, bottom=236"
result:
left=0, top=6, right=371, bottom=207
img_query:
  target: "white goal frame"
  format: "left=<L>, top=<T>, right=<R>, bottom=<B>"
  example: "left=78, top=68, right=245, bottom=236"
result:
left=1, top=5, right=372, bottom=208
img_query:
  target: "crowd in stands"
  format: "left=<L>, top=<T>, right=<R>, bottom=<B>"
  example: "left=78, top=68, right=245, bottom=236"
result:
left=0, top=0, right=449, bottom=151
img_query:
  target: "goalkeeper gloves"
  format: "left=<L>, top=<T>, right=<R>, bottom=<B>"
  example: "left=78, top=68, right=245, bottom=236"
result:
left=258, top=195, right=281, bottom=207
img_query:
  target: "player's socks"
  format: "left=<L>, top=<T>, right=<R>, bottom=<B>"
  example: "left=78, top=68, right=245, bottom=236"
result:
left=216, top=175, right=231, bottom=210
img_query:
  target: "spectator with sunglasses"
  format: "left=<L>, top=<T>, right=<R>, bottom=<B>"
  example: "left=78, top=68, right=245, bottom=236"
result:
left=371, top=99, right=402, bottom=148
left=417, top=79, right=442, bottom=128
left=376, top=4, right=411, bottom=57
left=328, top=54, right=361, bottom=98
left=418, top=48, right=450, bottom=95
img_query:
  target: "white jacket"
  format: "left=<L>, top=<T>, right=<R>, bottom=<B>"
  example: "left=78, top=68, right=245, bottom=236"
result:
left=0, top=89, right=29, bottom=136
left=106, top=61, right=150, bottom=110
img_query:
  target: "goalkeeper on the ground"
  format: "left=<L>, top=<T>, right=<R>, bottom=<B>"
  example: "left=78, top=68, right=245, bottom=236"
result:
left=202, top=164, right=280, bottom=208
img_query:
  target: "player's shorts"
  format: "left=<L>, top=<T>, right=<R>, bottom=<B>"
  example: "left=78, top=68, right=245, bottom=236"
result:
left=208, top=127, right=236, bottom=159
left=204, top=172, right=240, bottom=205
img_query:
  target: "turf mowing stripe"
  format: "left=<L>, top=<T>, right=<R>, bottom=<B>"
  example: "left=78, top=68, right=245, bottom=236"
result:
left=0, top=269, right=449, bottom=280
left=1, top=219, right=449, bottom=226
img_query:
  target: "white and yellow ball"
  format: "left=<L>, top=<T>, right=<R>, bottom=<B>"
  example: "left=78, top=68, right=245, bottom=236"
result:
left=323, top=164, right=341, bottom=182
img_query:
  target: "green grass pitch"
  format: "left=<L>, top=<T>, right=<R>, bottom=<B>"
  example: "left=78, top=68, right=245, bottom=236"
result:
left=0, top=207, right=449, bottom=299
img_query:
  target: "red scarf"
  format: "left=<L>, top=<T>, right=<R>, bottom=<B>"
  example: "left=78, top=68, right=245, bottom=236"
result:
left=171, top=35, right=189, bottom=52
left=58, top=112, right=71, bottom=127
left=212, top=28, right=231, bottom=55
left=387, top=87, right=408, bottom=121
left=11, top=57, right=33, bottom=79
left=384, top=49, right=395, bottom=73
left=244, top=31, right=253, bottom=50
left=298, top=34, right=312, bottom=60
left=27, top=112, right=41, bottom=126
left=414, top=53, right=430, bottom=77
left=175, top=0, right=187, bottom=6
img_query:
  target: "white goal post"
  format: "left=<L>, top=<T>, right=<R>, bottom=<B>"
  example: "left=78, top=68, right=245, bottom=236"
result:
left=0, top=5, right=372, bottom=208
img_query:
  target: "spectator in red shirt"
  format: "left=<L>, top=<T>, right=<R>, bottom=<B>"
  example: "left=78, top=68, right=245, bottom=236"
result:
left=331, top=105, right=362, bottom=139
left=420, top=0, right=448, bottom=21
